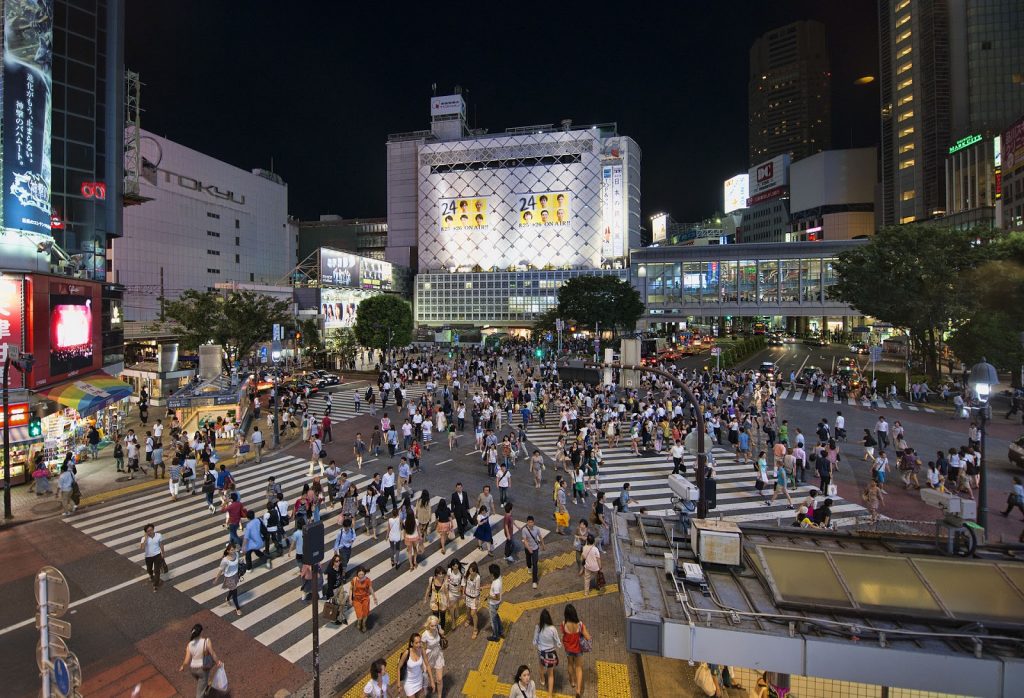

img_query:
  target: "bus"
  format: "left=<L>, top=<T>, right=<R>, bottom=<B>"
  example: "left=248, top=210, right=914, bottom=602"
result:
left=753, top=322, right=767, bottom=335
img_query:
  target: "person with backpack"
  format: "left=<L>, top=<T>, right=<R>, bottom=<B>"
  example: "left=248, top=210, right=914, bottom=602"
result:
left=615, top=482, right=632, bottom=513
left=242, top=510, right=271, bottom=571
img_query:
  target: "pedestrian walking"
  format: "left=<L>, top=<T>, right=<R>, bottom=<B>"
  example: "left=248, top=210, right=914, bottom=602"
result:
left=423, top=567, right=450, bottom=629
left=452, top=483, right=471, bottom=539
left=243, top=510, right=271, bottom=571
left=213, top=543, right=243, bottom=616
left=139, top=523, right=166, bottom=591
left=486, top=563, right=504, bottom=641
left=445, top=559, right=465, bottom=629
left=403, top=502, right=421, bottom=570
left=509, top=666, right=538, bottom=698
left=522, top=515, right=545, bottom=588
left=465, top=561, right=482, bottom=639
left=350, top=566, right=379, bottom=633
left=1002, top=477, right=1024, bottom=519
left=862, top=480, right=885, bottom=523
left=579, top=534, right=602, bottom=596
left=398, top=634, right=431, bottom=697
left=178, top=624, right=222, bottom=698
left=561, top=604, right=591, bottom=698
left=251, top=426, right=264, bottom=463
left=57, top=464, right=77, bottom=516
left=533, top=609, right=562, bottom=698
left=421, top=616, right=447, bottom=694
left=362, top=659, right=391, bottom=698
left=435, top=498, right=453, bottom=554
left=386, top=507, right=403, bottom=568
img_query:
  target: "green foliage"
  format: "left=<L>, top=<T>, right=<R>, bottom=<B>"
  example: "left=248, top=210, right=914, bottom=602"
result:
left=325, top=327, right=360, bottom=367
left=532, top=307, right=559, bottom=336
left=296, top=317, right=323, bottom=351
left=828, top=225, right=996, bottom=377
left=159, top=289, right=290, bottom=366
left=353, top=294, right=413, bottom=352
left=556, top=275, right=644, bottom=332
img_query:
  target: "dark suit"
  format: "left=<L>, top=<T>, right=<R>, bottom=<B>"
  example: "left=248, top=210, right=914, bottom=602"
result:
left=451, top=490, right=471, bottom=538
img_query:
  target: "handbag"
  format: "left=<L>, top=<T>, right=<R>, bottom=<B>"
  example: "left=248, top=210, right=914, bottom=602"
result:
left=209, top=664, right=228, bottom=692
left=70, top=481, right=82, bottom=505
left=694, top=662, right=717, bottom=696
left=239, top=444, right=251, bottom=454
left=201, top=639, right=215, bottom=670
left=440, top=635, right=449, bottom=650
left=319, top=448, right=327, bottom=458
left=827, top=483, right=838, bottom=496
left=323, top=599, right=341, bottom=622
left=595, top=570, right=606, bottom=589
left=579, top=622, right=592, bottom=653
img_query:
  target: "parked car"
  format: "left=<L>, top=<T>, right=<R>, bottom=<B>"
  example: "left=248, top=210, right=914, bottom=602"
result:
left=1010, top=436, right=1024, bottom=468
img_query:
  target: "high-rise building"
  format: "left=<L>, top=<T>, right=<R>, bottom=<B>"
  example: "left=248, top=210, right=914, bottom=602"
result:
left=297, top=216, right=388, bottom=262
left=748, top=20, right=832, bottom=167
left=879, top=0, right=1024, bottom=227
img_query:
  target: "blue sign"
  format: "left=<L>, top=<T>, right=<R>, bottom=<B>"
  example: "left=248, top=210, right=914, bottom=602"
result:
left=52, top=657, right=70, bottom=695
left=259, top=346, right=268, bottom=364
left=3, top=1, right=53, bottom=237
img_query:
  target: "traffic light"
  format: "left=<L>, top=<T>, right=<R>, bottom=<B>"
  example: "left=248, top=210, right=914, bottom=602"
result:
left=295, top=332, right=302, bottom=342
left=28, top=416, right=42, bottom=438
left=535, top=348, right=544, bottom=358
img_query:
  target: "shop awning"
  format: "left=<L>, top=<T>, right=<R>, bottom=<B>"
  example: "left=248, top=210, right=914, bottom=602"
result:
left=40, top=372, right=134, bottom=417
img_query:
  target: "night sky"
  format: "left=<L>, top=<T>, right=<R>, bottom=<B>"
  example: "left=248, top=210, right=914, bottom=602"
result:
left=126, top=1, right=879, bottom=226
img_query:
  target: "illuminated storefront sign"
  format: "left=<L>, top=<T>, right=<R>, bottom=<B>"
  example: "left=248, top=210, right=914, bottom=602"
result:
left=948, top=134, right=982, bottom=154
left=80, top=181, right=107, bottom=200
left=2, top=2, right=54, bottom=238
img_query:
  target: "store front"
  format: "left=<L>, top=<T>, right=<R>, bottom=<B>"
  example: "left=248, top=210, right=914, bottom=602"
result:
left=37, top=372, right=133, bottom=472
left=165, top=375, right=247, bottom=438
left=0, top=404, right=43, bottom=486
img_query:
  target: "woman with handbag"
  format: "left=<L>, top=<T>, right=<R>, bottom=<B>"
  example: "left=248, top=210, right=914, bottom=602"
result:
left=423, top=567, right=449, bottom=629
left=398, top=633, right=431, bottom=697
left=212, top=543, right=243, bottom=617
left=532, top=609, right=562, bottom=698
left=561, top=604, right=591, bottom=698
left=178, top=623, right=222, bottom=698
left=350, top=566, right=379, bottom=633
left=572, top=520, right=589, bottom=570
left=579, top=534, right=602, bottom=596
left=420, top=615, right=447, bottom=696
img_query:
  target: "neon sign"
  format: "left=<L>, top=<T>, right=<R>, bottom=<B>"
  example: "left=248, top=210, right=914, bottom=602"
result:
left=948, top=134, right=982, bottom=154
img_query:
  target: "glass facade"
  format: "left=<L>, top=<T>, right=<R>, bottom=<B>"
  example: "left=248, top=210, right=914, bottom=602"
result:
left=415, top=269, right=626, bottom=325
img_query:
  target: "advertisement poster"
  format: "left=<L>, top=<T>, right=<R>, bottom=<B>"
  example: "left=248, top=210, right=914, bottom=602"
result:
left=321, top=287, right=361, bottom=329
left=515, top=191, right=571, bottom=227
left=651, top=213, right=667, bottom=243
left=601, top=165, right=624, bottom=259
left=319, top=248, right=361, bottom=287
left=49, top=293, right=93, bottom=376
left=439, top=197, right=490, bottom=231
left=3, top=0, right=53, bottom=237
left=359, top=258, right=392, bottom=292
left=0, top=276, right=25, bottom=389
left=723, top=174, right=749, bottom=213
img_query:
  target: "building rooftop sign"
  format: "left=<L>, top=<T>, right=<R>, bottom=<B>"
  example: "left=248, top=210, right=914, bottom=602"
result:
left=949, top=133, right=983, bottom=154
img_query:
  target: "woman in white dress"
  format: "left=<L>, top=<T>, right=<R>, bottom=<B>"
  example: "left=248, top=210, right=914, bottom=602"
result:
left=399, top=633, right=432, bottom=697
left=445, top=559, right=465, bottom=630
left=464, top=561, right=482, bottom=639
left=420, top=615, right=447, bottom=696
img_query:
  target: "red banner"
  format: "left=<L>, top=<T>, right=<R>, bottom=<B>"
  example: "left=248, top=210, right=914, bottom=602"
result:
left=0, top=276, right=24, bottom=389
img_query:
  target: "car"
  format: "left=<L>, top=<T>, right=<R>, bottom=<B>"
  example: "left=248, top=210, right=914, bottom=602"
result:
left=312, top=370, right=341, bottom=386
left=794, top=366, right=822, bottom=387
left=850, top=342, right=869, bottom=354
left=803, top=335, right=828, bottom=347
left=1011, top=436, right=1024, bottom=468
left=783, top=334, right=797, bottom=344
left=757, top=361, right=777, bottom=378
left=767, top=335, right=785, bottom=347
left=286, top=378, right=319, bottom=395
left=838, top=357, right=856, bottom=370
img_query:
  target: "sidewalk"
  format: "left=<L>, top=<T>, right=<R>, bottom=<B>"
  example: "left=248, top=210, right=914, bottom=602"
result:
left=0, top=405, right=306, bottom=527
left=330, top=546, right=641, bottom=698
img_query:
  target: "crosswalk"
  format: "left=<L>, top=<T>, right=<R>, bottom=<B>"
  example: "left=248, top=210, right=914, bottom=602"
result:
left=304, top=385, right=427, bottom=422
left=523, top=422, right=868, bottom=527
left=67, top=451, right=522, bottom=665
left=776, top=388, right=935, bottom=413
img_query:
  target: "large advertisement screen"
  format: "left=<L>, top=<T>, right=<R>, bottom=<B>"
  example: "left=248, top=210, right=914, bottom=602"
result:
left=3, top=0, right=53, bottom=237
left=0, top=276, right=25, bottom=389
left=49, top=294, right=93, bottom=376
left=439, top=197, right=490, bottom=231
left=601, top=165, right=624, bottom=260
left=651, top=213, right=667, bottom=243
left=359, top=258, right=392, bottom=292
left=1004, top=115, right=1024, bottom=175
left=321, top=287, right=361, bottom=329
left=320, top=248, right=361, bottom=287
left=723, top=174, right=749, bottom=213
left=516, top=191, right=571, bottom=227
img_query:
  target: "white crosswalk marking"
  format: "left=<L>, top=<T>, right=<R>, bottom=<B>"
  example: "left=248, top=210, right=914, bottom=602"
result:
left=776, top=389, right=934, bottom=413
left=304, top=385, right=427, bottom=422
left=68, top=452, right=524, bottom=663
left=521, top=421, right=868, bottom=526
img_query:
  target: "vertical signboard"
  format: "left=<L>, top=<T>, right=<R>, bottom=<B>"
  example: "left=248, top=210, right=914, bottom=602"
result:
left=2, top=0, right=53, bottom=238
left=651, top=213, right=667, bottom=243
left=0, top=275, right=24, bottom=388
left=601, top=164, right=624, bottom=260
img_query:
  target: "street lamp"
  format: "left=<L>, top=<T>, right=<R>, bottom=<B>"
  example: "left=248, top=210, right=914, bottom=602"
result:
left=637, top=266, right=648, bottom=332
left=969, top=357, right=998, bottom=530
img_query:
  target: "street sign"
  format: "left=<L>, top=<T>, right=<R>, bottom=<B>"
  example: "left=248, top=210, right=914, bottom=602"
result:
left=36, top=615, right=72, bottom=639
left=710, top=347, right=721, bottom=356
left=36, top=636, right=69, bottom=671
left=869, top=345, right=882, bottom=361
left=260, top=346, right=268, bottom=364
left=53, top=657, right=71, bottom=697
left=34, top=566, right=69, bottom=618
left=273, top=323, right=282, bottom=342
left=303, top=521, right=325, bottom=565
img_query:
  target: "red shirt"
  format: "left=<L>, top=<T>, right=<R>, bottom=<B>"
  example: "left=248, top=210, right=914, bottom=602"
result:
left=322, top=415, right=331, bottom=429
left=225, top=500, right=246, bottom=525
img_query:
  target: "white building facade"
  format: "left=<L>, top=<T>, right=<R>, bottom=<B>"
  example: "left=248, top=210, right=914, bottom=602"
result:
left=113, top=130, right=295, bottom=322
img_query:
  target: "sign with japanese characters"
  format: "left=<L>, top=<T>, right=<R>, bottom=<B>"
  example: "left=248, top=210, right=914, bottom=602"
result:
left=3, top=0, right=54, bottom=238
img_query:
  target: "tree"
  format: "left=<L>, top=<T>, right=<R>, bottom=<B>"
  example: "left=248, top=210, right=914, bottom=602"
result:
left=532, top=307, right=559, bottom=336
left=556, top=275, right=644, bottom=333
left=296, top=317, right=323, bottom=352
left=828, top=225, right=994, bottom=379
left=160, top=289, right=291, bottom=368
left=353, top=294, right=413, bottom=358
left=326, top=327, right=360, bottom=370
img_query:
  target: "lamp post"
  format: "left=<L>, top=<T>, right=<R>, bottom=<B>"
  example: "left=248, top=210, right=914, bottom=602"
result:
left=637, top=266, right=648, bottom=333
left=968, top=358, right=998, bottom=531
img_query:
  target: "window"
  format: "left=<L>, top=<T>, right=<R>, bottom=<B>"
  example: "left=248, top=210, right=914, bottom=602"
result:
left=206, top=212, right=220, bottom=219
left=902, top=190, right=916, bottom=201
left=895, top=12, right=911, bottom=28
left=207, top=268, right=220, bottom=274
left=897, top=29, right=912, bottom=44
left=235, top=236, right=240, bottom=246
left=250, top=273, right=255, bottom=282
left=900, top=158, right=916, bottom=169
left=898, top=77, right=913, bottom=90
left=235, top=254, right=240, bottom=263
left=894, top=0, right=910, bottom=11
left=899, top=142, right=915, bottom=154
left=235, top=219, right=240, bottom=229
left=207, top=249, right=220, bottom=256
left=896, top=45, right=912, bottom=60
left=899, top=125, right=915, bottom=138
left=206, top=230, right=220, bottom=237
left=898, top=110, right=914, bottom=122
left=464, top=282, right=473, bottom=289
left=897, top=61, right=912, bottom=75
left=900, top=215, right=916, bottom=224
left=897, top=93, right=914, bottom=106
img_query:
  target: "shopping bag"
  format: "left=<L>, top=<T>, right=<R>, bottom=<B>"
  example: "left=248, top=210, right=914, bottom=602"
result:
left=210, top=665, right=228, bottom=692
left=694, top=662, right=717, bottom=696
left=827, top=483, right=838, bottom=497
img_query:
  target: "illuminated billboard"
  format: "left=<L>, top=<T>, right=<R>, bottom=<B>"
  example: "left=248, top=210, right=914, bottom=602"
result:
left=359, top=258, right=392, bottom=292
left=723, top=174, right=749, bottom=213
left=0, top=276, right=25, bottom=389
left=601, top=165, right=624, bottom=260
left=321, top=287, right=361, bottom=329
left=440, top=197, right=490, bottom=231
left=516, top=191, right=571, bottom=227
left=27, top=275, right=103, bottom=388
left=747, top=154, right=790, bottom=206
left=49, top=294, right=94, bottom=376
left=320, top=248, right=361, bottom=287
left=651, top=213, right=667, bottom=243
left=3, top=0, right=53, bottom=238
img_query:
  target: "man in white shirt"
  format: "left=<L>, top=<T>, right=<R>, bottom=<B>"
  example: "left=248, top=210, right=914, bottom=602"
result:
left=670, top=441, right=686, bottom=475
left=251, top=426, right=264, bottom=463
left=138, top=523, right=166, bottom=591
left=486, top=563, right=504, bottom=641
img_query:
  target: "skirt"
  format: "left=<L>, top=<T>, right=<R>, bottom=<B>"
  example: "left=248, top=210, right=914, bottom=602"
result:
left=404, top=532, right=420, bottom=545
left=436, top=520, right=452, bottom=534
left=474, top=522, right=493, bottom=544
left=221, top=572, right=239, bottom=590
